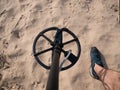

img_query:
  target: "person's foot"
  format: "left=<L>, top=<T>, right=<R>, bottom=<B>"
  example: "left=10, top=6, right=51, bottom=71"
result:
left=89, top=47, right=105, bottom=80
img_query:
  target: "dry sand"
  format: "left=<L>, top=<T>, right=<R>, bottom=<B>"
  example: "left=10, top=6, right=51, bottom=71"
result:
left=0, top=0, right=120, bottom=90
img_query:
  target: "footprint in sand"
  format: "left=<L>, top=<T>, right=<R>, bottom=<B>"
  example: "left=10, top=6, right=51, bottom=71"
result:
left=10, top=29, right=24, bottom=41
left=11, top=30, right=20, bottom=39
left=19, top=0, right=28, bottom=3
left=6, top=8, right=15, bottom=17
left=2, top=39, right=9, bottom=49
left=80, top=0, right=92, bottom=12
left=19, top=0, right=24, bottom=3
left=0, top=26, right=5, bottom=34
left=34, top=4, right=42, bottom=11
left=110, top=4, right=118, bottom=12
left=0, top=76, right=25, bottom=90
left=8, top=49, right=26, bottom=59
left=99, top=34, right=111, bottom=42
left=0, top=73, right=2, bottom=81
left=0, top=54, right=9, bottom=69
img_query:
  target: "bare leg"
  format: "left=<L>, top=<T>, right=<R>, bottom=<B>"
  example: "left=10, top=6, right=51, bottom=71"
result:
left=94, top=64, right=120, bottom=90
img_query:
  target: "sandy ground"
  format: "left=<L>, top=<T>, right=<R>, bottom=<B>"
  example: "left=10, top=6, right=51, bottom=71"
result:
left=0, top=0, right=120, bottom=90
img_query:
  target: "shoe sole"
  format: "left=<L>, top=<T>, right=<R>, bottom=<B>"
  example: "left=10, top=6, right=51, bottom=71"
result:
left=89, top=67, right=96, bottom=79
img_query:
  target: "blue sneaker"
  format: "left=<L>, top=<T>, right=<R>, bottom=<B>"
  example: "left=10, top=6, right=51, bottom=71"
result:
left=89, top=47, right=105, bottom=80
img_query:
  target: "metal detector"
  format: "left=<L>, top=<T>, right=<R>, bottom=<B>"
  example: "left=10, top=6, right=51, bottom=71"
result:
left=33, top=27, right=81, bottom=90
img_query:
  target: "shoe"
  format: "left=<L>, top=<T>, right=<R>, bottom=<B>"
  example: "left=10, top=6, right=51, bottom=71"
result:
left=89, top=47, right=105, bottom=80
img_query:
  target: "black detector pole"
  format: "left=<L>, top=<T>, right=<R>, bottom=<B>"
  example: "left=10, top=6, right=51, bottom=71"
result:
left=46, top=45, right=60, bottom=90
left=46, top=29, right=62, bottom=90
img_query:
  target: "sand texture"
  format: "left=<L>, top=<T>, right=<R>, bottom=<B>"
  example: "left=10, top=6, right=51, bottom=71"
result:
left=0, top=0, right=120, bottom=90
